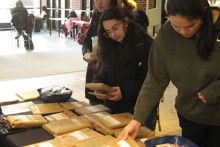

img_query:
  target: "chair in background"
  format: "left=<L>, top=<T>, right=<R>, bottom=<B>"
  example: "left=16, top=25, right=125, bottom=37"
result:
left=42, top=14, right=48, bottom=32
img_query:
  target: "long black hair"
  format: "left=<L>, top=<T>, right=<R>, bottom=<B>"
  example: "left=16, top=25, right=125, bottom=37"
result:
left=166, top=0, right=215, bottom=60
left=96, top=6, right=152, bottom=74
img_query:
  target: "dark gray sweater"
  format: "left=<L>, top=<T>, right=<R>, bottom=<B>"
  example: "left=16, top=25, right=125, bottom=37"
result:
left=134, top=16, right=220, bottom=126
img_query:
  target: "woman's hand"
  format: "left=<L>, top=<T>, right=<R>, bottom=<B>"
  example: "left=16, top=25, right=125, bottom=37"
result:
left=94, top=91, right=107, bottom=100
left=198, top=92, right=207, bottom=103
left=118, top=120, right=141, bottom=139
left=83, top=49, right=98, bottom=63
left=107, top=86, right=122, bottom=101
left=83, top=49, right=92, bottom=63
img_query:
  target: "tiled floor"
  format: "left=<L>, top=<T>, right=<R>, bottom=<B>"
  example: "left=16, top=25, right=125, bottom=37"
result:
left=0, top=30, right=181, bottom=136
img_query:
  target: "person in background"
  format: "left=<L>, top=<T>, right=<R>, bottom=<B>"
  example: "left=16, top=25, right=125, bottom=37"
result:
left=92, top=7, right=157, bottom=131
left=11, top=0, right=28, bottom=39
left=65, top=10, right=82, bottom=36
left=119, top=0, right=220, bottom=146
left=132, top=10, right=149, bottom=31
left=117, top=0, right=137, bottom=16
left=60, top=10, right=81, bottom=37
left=41, top=6, right=48, bottom=21
left=11, top=0, right=34, bottom=50
left=41, top=6, right=48, bottom=25
left=82, top=0, right=118, bottom=105
left=81, top=12, right=90, bottom=22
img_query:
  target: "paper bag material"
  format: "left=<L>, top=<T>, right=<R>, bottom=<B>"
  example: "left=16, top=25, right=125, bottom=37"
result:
left=24, top=138, right=67, bottom=147
left=15, top=90, right=40, bottom=101
left=60, top=101, right=90, bottom=111
left=75, top=135, right=115, bottom=147
left=99, top=112, right=133, bottom=129
left=42, top=118, right=93, bottom=136
left=86, top=83, right=116, bottom=93
left=102, top=136, right=141, bottom=147
left=56, top=128, right=103, bottom=146
left=44, top=110, right=78, bottom=122
left=6, top=114, right=47, bottom=128
left=114, top=126, right=155, bottom=139
left=29, top=103, right=64, bottom=115
left=75, top=104, right=111, bottom=115
left=93, top=120, right=115, bottom=135
left=79, top=111, right=110, bottom=124
left=88, top=92, right=108, bottom=97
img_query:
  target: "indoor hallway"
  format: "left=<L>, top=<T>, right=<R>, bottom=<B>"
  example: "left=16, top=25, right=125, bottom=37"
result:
left=0, top=30, right=181, bottom=137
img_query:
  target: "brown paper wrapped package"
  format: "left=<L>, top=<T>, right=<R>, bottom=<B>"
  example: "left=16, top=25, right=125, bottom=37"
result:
left=85, top=83, right=116, bottom=93
left=99, top=112, right=133, bottom=129
left=114, top=126, right=155, bottom=139
left=56, top=128, right=103, bottom=146
left=102, top=136, right=141, bottom=147
left=60, top=101, right=91, bottom=111
left=75, top=104, right=111, bottom=115
left=44, top=110, right=78, bottom=122
left=42, top=118, right=92, bottom=136
left=29, top=103, right=64, bottom=115
left=7, top=114, right=47, bottom=128
left=93, top=120, right=116, bottom=135
left=75, top=135, right=115, bottom=147
left=79, top=111, right=110, bottom=124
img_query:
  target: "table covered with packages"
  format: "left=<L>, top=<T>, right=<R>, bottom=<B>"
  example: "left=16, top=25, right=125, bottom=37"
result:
left=0, top=85, right=198, bottom=147
left=0, top=87, right=156, bottom=147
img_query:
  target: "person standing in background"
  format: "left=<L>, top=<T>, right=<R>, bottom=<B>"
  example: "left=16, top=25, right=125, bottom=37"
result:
left=11, top=0, right=28, bottom=39
left=119, top=0, right=220, bottom=146
left=82, top=0, right=118, bottom=105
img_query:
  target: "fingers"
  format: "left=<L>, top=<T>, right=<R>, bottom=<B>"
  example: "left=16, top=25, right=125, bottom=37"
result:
left=107, top=96, right=118, bottom=101
left=118, top=120, right=141, bottom=139
left=118, top=129, right=129, bottom=140
left=131, top=127, right=139, bottom=139
left=197, top=92, right=207, bottom=103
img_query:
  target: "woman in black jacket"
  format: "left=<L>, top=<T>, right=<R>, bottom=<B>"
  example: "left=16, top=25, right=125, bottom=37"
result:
left=82, top=0, right=117, bottom=105
left=93, top=7, right=157, bottom=131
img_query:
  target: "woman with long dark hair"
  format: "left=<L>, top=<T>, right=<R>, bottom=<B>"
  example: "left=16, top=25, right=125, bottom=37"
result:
left=92, top=7, right=157, bottom=131
left=119, top=0, right=220, bottom=146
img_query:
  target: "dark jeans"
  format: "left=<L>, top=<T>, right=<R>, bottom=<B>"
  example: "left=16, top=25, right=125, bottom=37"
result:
left=178, top=114, right=220, bottom=147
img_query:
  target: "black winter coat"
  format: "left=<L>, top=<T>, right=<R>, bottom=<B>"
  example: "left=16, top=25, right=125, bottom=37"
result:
left=93, top=27, right=153, bottom=114
left=82, top=12, right=103, bottom=104
left=11, top=6, right=28, bottom=29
